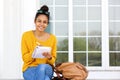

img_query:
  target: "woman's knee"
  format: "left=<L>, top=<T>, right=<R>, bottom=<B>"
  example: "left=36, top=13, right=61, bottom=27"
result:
left=36, top=64, right=53, bottom=79
left=37, top=64, right=47, bottom=71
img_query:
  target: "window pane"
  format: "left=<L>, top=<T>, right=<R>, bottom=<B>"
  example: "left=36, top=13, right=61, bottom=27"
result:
left=88, top=7, right=101, bottom=20
left=88, top=22, right=101, bottom=36
left=109, top=22, right=120, bottom=36
left=109, top=37, right=120, bottom=51
left=88, top=37, right=101, bottom=51
left=73, top=0, right=86, bottom=5
left=73, top=7, right=86, bottom=20
left=109, top=0, right=120, bottom=67
left=88, top=53, right=101, bottom=66
left=55, top=7, right=68, bottom=20
left=49, top=7, right=53, bottom=20
left=109, top=7, right=120, bottom=20
left=74, top=53, right=86, bottom=66
left=55, top=22, right=68, bottom=36
left=45, top=22, right=53, bottom=33
left=109, top=0, right=120, bottom=5
left=110, top=53, right=120, bottom=66
left=57, top=37, right=68, bottom=51
left=73, top=22, right=86, bottom=36
left=55, top=0, right=68, bottom=5
left=56, top=53, right=68, bottom=64
left=88, top=0, right=101, bottom=5
left=73, top=37, right=86, bottom=51
left=40, top=0, right=53, bottom=5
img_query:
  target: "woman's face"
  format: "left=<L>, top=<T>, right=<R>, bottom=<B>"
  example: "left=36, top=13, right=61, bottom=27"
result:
left=35, top=14, right=48, bottom=32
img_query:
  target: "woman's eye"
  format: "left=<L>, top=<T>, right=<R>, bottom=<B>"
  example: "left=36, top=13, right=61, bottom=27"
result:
left=43, top=21, right=48, bottom=24
left=43, top=21, right=47, bottom=24
left=38, top=20, right=41, bottom=22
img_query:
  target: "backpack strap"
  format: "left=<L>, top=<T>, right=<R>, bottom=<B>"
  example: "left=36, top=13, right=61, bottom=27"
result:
left=52, top=63, right=67, bottom=80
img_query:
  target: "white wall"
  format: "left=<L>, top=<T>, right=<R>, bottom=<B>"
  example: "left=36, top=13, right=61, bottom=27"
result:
left=21, top=0, right=37, bottom=32
left=0, top=0, right=36, bottom=79
left=0, top=0, right=22, bottom=79
left=0, top=0, right=4, bottom=78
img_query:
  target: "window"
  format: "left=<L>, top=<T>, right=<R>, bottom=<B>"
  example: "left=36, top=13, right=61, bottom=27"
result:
left=39, top=0, right=120, bottom=69
left=73, top=0, right=102, bottom=67
left=109, top=0, right=120, bottom=66
left=40, top=0, right=69, bottom=63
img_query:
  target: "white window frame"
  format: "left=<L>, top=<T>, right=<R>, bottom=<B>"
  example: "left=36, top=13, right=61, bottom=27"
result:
left=68, top=0, right=73, bottom=62
left=101, top=0, right=110, bottom=70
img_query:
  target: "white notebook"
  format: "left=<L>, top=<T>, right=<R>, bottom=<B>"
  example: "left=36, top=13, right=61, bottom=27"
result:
left=32, top=46, right=51, bottom=58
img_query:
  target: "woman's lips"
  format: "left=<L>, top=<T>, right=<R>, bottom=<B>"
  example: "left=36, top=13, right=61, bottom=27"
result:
left=39, top=26, right=44, bottom=30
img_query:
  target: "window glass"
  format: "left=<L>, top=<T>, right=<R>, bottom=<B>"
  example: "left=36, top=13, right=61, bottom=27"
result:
left=57, top=37, right=68, bottom=51
left=110, top=53, right=120, bottom=66
left=109, top=7, right=120, bottom=20
left=55, top=7, right=68, bottom=20
left=73, top=0, right=86, bottom=5
left=49, top=7, right=53, bottom=20
left=55, top=22, right=68, bottom=36
left=88, top=37, right=101, bottom=51
left=88, top=0, right=101, bottom=5
left=109, top=0, right=120, bottom=5
left=109, top=22, right=120, bottom=36
left=73, top=22, right=86, bottom=36
left=109, top=37, right=120, bottom=51
left=55, top=0, right=68, bottom=5
left=73, top=37, right=86, bottom=51
left=74, top=53, right=86, bottom=66
left=88, top=22, right=101, bottom=36
left=88, top=7, right=101, bottom=20
left=40, top=0, right=53, bottom=5
left=88, top=53, right=101, bottom=66
left=73, top=7, right=86, bottom=20
left=45, top=22, right=53, bottom=33
left=56, top=53, right=68, bottom=64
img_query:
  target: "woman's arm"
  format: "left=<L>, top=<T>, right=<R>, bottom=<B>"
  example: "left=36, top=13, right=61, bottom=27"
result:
left=21, top=33, right=34, bottom=64
left=47, top=36, right=57, bottom=65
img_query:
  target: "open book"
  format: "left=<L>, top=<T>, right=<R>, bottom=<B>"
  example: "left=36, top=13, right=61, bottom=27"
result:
left=32, top=46, right=51, bottom=58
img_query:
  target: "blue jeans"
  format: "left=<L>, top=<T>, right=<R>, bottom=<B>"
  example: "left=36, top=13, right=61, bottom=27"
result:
left=23, top=64, right=53, bottom=80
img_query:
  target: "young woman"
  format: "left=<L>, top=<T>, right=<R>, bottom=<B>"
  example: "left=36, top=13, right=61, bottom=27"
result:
left=21, top=5, right=57, bottom=80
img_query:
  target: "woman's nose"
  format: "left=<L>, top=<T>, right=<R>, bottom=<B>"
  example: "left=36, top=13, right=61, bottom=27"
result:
left=40, top=22, right=44, bottom=26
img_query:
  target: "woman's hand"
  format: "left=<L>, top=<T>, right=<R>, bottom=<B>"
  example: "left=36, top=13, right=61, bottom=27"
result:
left=42, top=52, right=52, bottom=60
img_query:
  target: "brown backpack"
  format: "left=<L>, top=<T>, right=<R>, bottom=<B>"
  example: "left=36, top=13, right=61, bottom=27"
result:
left=53, top=62, right=88, bottom=80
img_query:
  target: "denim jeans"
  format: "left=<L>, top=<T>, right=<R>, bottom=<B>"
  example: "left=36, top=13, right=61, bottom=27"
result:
left=23, top=64, right=53, bottom=80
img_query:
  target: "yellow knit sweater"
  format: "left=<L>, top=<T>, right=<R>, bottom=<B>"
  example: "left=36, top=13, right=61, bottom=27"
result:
left=21, top=30, right=57, bottom=72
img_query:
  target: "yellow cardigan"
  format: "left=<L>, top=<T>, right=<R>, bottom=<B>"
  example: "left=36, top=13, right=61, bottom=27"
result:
left=21, top=30, right=57, bottom=72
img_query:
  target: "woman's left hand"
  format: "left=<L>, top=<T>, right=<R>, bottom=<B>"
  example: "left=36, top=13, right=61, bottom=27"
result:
left=42, top=52, right=52, bottom=60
